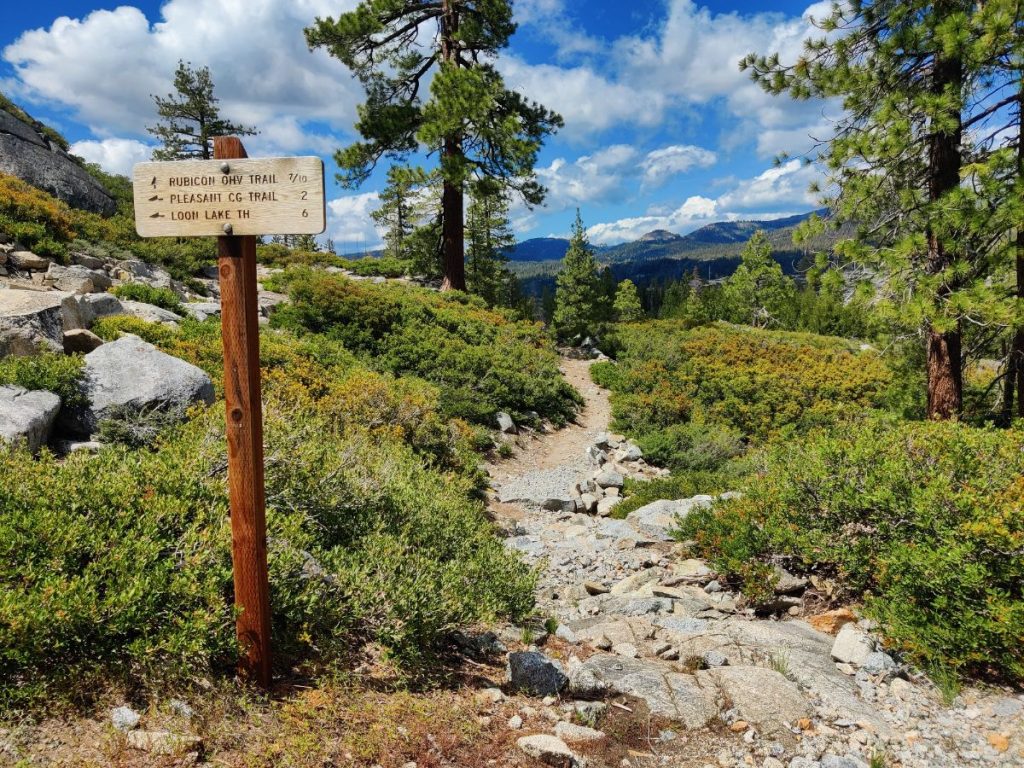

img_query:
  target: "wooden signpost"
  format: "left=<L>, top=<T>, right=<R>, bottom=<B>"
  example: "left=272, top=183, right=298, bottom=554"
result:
left=133, top=138, right=326, bottom=687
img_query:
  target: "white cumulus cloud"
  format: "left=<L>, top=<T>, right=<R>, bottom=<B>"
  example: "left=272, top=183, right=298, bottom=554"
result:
left=3, top=1, right=360, bottom=149
left=537, top=142, right=717, bottom=212
left=69, top=137, right=152, bottom=176
left=327, top=192, right=381, bottom=252
left=642, top=145, right=717, bottom=186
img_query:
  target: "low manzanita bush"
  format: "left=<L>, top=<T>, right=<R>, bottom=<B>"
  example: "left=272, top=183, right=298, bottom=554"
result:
left=678, top=416, right=1024, bottom=686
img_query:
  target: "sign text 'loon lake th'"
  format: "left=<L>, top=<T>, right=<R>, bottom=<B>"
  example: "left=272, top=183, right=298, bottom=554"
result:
left=132, top=156, right=326, bottom=238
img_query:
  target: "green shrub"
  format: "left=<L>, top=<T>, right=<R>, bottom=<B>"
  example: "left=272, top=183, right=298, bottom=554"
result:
left=0, top=395, right=534, bottom=709
left=637, top=421, right=745, bottom=472
left=91, top=315, right=480, bottom=478
left=0, top=173, right=76, bottom=259
left=599, top=321, right=889, bottom=444
left=111, top=283, right=184, bottom=313
left=0, top=352, right=85, bottom=407
left=256, top=244, right=345, bottom=269
left=337, top=256, right=414, bottom=278
left=268, top=270, right=581, bottom=425
left=611, top=457, right=753, bottom=518
left=677, top=417, right=1024, bottom=684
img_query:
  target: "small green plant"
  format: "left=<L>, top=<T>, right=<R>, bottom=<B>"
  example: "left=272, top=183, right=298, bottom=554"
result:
left=96, top=403, right=190, bottom=448
left=497, top=440, right=515, bottom=459
left=544, top=617, right=559, bottom=636
left=769, top=650, right=793, bottom=680
left=869, top=750, right=889, bottom=768
left=0, top=351, right=85, bottom=406
left=520, top=626, right=535, bottom=646
left=112, top=283, right=184, bottom=313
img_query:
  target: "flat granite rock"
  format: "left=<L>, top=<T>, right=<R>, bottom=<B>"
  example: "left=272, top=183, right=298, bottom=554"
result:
left=568, top=654, right=719, bottom=728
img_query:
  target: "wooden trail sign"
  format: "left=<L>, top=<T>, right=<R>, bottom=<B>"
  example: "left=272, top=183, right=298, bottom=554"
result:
left=132, top=155, right=325, bottom=238
left=129, top=138, right=318, bottom=688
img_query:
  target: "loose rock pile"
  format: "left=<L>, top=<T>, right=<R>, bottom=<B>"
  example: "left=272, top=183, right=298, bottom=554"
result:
left=497, top=432, right=668, bottom=518
left=489, top=372, right=1024, bottom=768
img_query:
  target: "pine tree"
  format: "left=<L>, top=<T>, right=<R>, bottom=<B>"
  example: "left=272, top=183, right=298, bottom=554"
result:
left=742, top=0, right=1007, bottom=419
left=147, top=61, right=255, bottom=160
left=540, top=285, right=556, bottom=325
left=553, top=211, right=604, bottom=342
left=293, top=234, right=320, bottom=252
left=721, top=231, right=796, bottom=328
left=372, top=166, right=431, bottom=260
left=306, top=1, right=562, bottom=292
left=465, top=181, right=516, bottom=306
left=613, top=279, right=645, bottom=323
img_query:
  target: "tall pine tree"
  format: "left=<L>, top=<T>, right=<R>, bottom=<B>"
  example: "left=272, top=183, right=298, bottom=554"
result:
left=742, top=0, right=1000, bottom=419
left=306, top=1, right=562, bottom=291
left=372, top=166, right=431, bottom=260
left=148, top=61, right=255, bottom=160
left=553, top=211, right=605, bottom=342
left=465, top=181, right=516, bottom=306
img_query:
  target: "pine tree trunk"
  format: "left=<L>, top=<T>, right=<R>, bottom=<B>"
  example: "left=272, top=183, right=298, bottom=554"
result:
left=441, top=162, right=466, bottom=291
left=1013, top=80, right=1024, bottom=419
left=438, top=0, right=466, bottom=292
left=927, top=327, right=962, bottom=419
left=924, top=40, right=963, bottom=420
left=1013, top=230, right=1024, bottom=418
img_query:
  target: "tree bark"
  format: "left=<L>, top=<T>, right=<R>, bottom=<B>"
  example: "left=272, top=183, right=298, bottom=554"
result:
left=441, top=158, right=466, bottom=291
left=924, top=39, right=963, bottom=420
left=439, top=0, right=466, bottom=291
left=1013, top=228, right=1024, bottom=418
left=1014, top=77, right=1024, bottom=419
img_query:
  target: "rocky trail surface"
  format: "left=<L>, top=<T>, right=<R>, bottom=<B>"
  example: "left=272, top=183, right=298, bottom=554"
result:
left=484, top=358, right=1024, bottom=768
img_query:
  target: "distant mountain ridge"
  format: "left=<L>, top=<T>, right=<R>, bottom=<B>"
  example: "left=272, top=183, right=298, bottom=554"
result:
left=507, top=210, right=826, bottom=265
left=507, top=210, right=843, bottom=297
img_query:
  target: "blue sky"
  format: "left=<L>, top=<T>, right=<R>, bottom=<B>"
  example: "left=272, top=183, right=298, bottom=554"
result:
left=1, top=0, right=835, bottom=250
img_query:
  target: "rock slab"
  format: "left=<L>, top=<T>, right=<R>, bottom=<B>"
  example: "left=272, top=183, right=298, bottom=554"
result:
left=58, top=335, right=214, bottom=436
left=0, top=386, right=61, bottom=452
left=0, top=290, right=76, bottom=356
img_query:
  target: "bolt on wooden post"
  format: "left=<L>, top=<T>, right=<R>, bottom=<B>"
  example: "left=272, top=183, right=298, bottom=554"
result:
left=132, top=138, right=325, bottom=687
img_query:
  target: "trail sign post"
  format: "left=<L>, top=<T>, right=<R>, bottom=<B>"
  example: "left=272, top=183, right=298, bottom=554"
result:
left=132, top=138, right=326, bottom=687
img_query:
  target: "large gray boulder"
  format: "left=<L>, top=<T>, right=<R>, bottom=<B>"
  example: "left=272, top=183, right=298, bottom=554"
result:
left=63, top=293, right=124, bottom=329
left=0, top=108, right=115, bottom=216
left=0, top=289, right=77, bottom=355
left=119, top=301, right=183, bottom=325
left=626, top=495, right=716, bottom=541
left=700, top=665, right=811, bottom=736
left=0, top=385, right=61, bottom=452
left=45, top=263, right=113, bottom=294
left=59, top=335, right=214, bottom=436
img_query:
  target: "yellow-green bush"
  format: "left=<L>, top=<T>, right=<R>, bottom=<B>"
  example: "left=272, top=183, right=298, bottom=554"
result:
left=268, top=270, right=582, bottom=425
left=2, top=315, right=536, bottom=709
left=0, top=173, right=77, bottom=258
left=598, top=321, right=889, bottom=446
left=0, top=352, right=85, bottom=407
left=677, top=417, right=1024, bottom=685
